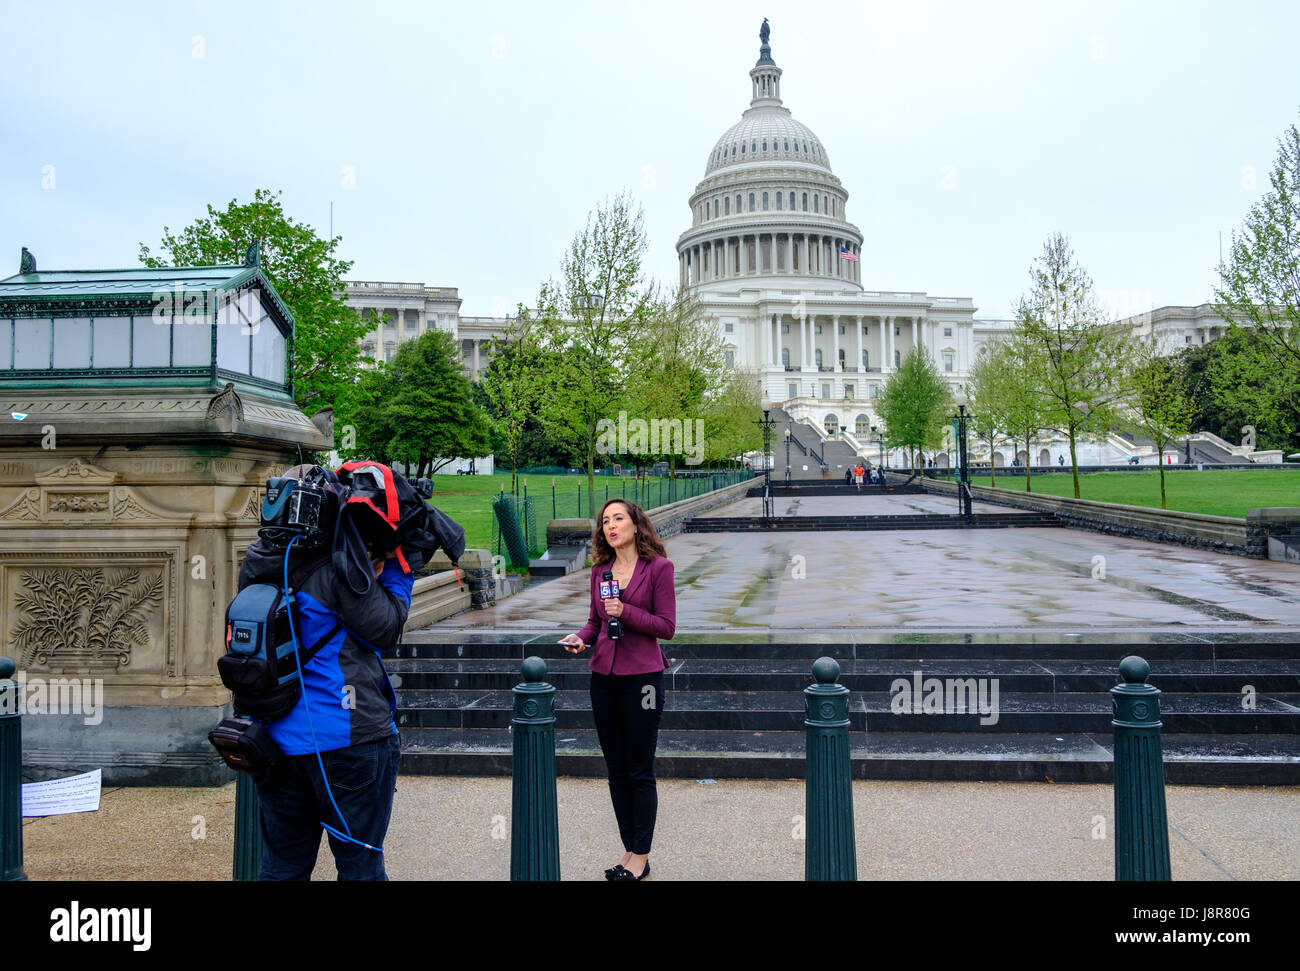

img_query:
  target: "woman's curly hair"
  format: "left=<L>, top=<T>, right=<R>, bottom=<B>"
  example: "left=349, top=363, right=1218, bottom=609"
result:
left=591, top=498, right=666, bottom=565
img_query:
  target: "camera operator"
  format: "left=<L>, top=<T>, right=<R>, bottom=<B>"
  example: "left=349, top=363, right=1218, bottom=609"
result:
left=237, top=464, right=411, bottom=881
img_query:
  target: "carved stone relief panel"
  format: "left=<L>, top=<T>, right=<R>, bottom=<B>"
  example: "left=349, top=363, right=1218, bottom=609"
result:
left=1, top=552, right=175, bottom=676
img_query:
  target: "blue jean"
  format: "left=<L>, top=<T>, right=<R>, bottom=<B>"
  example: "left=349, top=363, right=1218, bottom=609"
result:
left=255, top=732, right=401, bottom=881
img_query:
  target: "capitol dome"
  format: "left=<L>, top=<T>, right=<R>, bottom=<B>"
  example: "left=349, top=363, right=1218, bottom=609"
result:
left=678, top=20, right=862, bottom=292
left=706, top=112, right=832, bottom=177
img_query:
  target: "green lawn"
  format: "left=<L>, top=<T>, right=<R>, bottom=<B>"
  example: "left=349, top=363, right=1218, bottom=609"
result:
left=967, top=469, right=1300, bottom=519
left=426, top=470, right=750, bottom=554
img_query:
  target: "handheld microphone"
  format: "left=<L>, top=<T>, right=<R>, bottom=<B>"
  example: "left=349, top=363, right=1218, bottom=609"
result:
left=601, top=570, right=622, bottom=640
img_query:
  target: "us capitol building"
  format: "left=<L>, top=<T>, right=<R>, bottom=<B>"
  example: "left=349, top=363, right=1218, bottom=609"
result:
left=677, top=20, right=1015, bottom=441
left=339, top=20, right=1262, bottom=467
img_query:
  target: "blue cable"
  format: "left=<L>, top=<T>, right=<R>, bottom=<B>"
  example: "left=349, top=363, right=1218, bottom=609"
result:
left=283, top=536, right=383, bottom=853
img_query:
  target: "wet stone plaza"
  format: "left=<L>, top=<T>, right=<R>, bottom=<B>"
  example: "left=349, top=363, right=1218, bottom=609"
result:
left=447, top=492, right=1300, bottom=633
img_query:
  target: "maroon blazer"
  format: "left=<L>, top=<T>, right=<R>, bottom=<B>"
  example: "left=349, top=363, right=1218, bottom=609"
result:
left=575, top=555, right=676, bottom=675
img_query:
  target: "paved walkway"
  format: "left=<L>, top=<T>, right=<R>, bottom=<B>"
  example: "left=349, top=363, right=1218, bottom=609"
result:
left=18, top=491, right=1299, bottom=882
left=456, top=492, right=1300, bottom=632
left=20, top=777, right=1300, bottom=881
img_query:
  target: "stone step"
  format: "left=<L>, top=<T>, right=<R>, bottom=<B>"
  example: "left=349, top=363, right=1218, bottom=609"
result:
left=756, top=484, right=929, bottom=496
left=385, top=656, right=1300, bottom=693
left=683, top=514, right=1060, bottom=531
left=395, top=728, right=1300, bottom=784
left=390, top=632, right=1300, bottom=662
left=527, top=545, right=585, bottom=578
left=391, top=688, right=1300, bottom=733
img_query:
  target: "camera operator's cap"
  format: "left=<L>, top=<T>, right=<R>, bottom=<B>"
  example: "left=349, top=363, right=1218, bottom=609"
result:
left=337, top=460, right=409, bottom=569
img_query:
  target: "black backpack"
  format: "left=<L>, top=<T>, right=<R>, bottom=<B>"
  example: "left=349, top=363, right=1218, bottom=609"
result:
left=217, top=554, right=339, bottom=722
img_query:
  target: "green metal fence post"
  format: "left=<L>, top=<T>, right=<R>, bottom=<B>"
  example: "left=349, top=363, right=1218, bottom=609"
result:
left=511, top=657, right=560, bottom=881
left=1112, top=655, right=1172, bottom=881
left=233, top=772, right=263, bottom=881
left=804, top=657, right=856, bottom=881
left=0, top=657, right=27, bottom=881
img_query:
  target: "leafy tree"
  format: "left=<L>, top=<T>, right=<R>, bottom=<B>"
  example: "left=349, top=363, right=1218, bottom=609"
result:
left=699, top=367, right=764, bottom=469
left=139, top=188, right=370, bottom=415
left=479, top=307, right=548, bottom=493
left=624, top=285, right=726, bottom=475
left=1216, top=116, right=1300, bottom=381
left=966, top=342, right=1014, bottom=487
left=1179, top=330, right=1298, bottom=452
left=1121, top=337, right=1198, bottom=508
left=1014, top=233, right=1126, bottom=497
left=877, top=346, right=951, bottom=468
left=342, top=329, right=492, bottom=476
left=999, top=333, right=1052, bottom=492
left=532, top=192, right=659, bottom=499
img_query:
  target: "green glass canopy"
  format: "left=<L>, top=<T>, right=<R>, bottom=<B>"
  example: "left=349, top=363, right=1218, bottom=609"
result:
left=0, top=247, right=294, bottom=401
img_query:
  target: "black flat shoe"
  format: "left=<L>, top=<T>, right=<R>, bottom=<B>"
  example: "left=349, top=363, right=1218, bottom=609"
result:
left=613, top=860, right=649, bottom=881
left=604, top=865, right=625, bottom=880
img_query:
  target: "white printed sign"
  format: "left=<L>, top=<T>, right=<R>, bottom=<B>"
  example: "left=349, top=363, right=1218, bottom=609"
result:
left=22, top=769, right=101, bottom=817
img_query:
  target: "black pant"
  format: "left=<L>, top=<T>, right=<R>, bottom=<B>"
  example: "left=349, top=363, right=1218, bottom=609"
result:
left=590, top=670, right=665, bottom=855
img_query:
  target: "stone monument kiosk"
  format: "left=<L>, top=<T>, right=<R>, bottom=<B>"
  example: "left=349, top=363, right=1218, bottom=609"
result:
left=0, top=245, right=330, bottom=785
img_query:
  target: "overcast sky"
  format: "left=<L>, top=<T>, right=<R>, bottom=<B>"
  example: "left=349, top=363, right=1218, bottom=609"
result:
left=3, top=0, right=1298, bottom=320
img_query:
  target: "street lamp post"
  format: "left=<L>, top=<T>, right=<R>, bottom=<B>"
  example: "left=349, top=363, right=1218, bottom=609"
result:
left=754, top=398, right=775, bottom=520
left=785, top=428, right=792, bottom=484
left=870, top=425, right=884, bottom=470
left=952, top=394, right=973, bottom=523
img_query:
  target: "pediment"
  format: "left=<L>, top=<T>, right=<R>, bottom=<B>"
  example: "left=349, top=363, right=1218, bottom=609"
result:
left=35, top=457, right=120, bottom=487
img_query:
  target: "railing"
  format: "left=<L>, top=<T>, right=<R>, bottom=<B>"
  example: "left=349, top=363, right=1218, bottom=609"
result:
left=348, top=281, right=429, bottom=291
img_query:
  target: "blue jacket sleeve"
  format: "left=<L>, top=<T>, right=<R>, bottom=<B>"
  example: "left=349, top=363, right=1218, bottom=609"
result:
left=326, top=559, right=412, bottom=652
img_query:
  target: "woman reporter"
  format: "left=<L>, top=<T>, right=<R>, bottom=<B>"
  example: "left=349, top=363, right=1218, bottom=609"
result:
left=558, top=498, right=676, bottom=882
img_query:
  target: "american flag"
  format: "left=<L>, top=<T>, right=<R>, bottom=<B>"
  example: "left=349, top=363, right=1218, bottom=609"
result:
left=839, top=247, right=859, bottom=262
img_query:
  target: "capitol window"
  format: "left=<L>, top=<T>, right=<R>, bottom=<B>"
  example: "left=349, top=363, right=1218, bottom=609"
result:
left=944, top=327, right=952, bottom=337
left=732, top=146, right=737, bottom=156
left=752, top=142, right=757, bottom=152
left=725, top=322, right=733, bottom=333
left=944, top=353, right=954, bottom=371
left=749, top=192, right=756, bottom=210
left=762, top=192, right=769, bottom=210
left=741, top=143, right=746, bottom=153
left=802, top=193, right=808, bottom=210
left=789, top=192, right=795, bottom=209
left=725, top=351, right=734, bottom=367
left=784, top=141, right=789, bottom=150
left=814, top=196, right=819, bottom=213
left=725, top=196, right=731, bottom=215
left=776, top=193, right=782, bottom=210
left=763, top=141, right=768, bottom=151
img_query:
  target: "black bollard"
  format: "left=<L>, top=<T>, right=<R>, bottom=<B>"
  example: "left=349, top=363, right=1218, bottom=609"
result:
left=1112, top=655, right=1172, bottom=881
left=511, top=656, right=560, bottom=881
left=232, top=772, right=263, bottom=881
left=0, top=657, right=26, bottom=881
left=804, top=656, right=856, bottom=881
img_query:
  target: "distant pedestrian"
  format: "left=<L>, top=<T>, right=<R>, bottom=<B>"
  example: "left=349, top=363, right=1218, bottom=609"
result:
left=853, top=463, right=865, bottom=491
left=844, top=466, right=852, bottom=486
left=1058, top=455, right=1064, bottom=466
